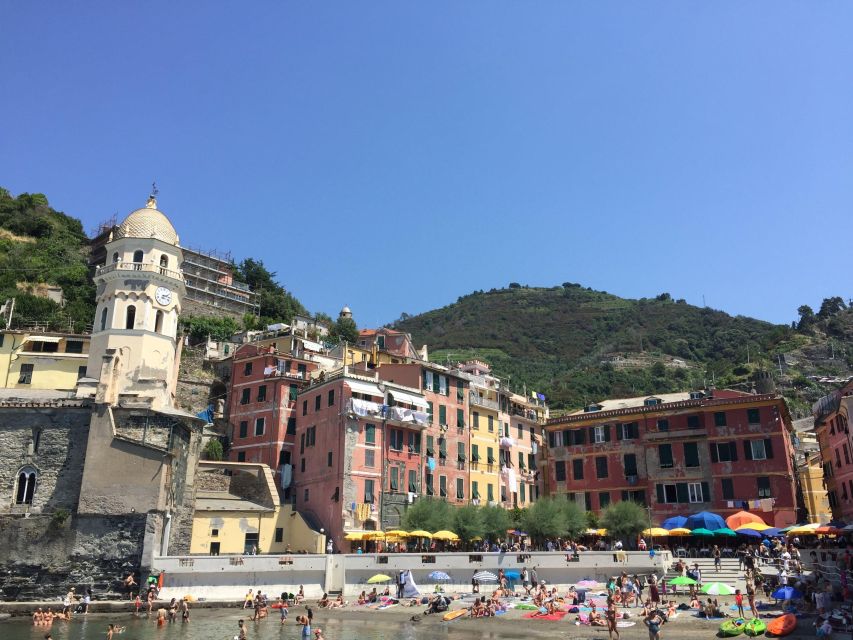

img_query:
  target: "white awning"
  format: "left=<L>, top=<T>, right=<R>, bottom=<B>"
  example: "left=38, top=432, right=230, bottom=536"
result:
left=387, top=389, right=428, bottom=409
left=28, top=336, right=61, bottom=343
left=301, top=338, right=324, bottom=352
left=345, top=379, right=383, bottom=399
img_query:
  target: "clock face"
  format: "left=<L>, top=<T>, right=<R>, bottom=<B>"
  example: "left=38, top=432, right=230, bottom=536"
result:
left=155, top=287, right=172, bottom=306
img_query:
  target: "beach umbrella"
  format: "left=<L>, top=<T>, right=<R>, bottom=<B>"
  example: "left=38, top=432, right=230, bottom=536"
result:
left=692, top=528, right=715, bottom=537
left=713, top=528, right=737, bottom=537
left=737, top=528, right=763, bottom=538
left=407, top=530, right=433, bottom=538
left=787, top=523, right=820, bottom=535
left=642, top=527, right=669, bottom=537
left=432, top=530, right=459, bottom=541
left=684, top=511, right=726, bottom=531
left=772, top=586, right=802, bottom=600
left=735, top=522, right=772, bottom=532
left=504, top=570, right=520, bottom=580
left=662, top=515, right=688, bottom=530
left=363, top=531, right=385, bottom=539
left=471, top=536, right=483, bottom=541
left=668, top=527, right=692, bottom=536
left=842, top=524, right=853, bottom=533
left=584, top=528, right=599, bottom=535
left=701, top=582, right=735, bottom=596
left=575, top=579, right=601, bottom=589
left=367, top=574, right=393, bottom=584
left=472, top=571, right=498, bottom=582
left=507, top=529, right=528, bottom=536
left=763, top=528, right=783, bottom=537
left=668, top=576, right=697, bottom=586
left=780, top=524, right=800, bottom=532
left=344, top=532, right=367, bottom=540
left=725, top=510, right=767, bottom=531
left=428, top=571, right=451, bottom=581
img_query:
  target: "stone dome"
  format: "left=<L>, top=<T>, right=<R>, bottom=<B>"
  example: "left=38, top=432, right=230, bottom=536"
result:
left=114, top=202, right=179, bottom=245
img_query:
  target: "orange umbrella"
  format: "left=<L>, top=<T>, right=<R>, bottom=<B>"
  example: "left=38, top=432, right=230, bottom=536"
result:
left=725, top=511, right=766, bottom=531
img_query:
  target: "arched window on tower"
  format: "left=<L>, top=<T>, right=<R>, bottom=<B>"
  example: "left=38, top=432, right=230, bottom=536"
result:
left=155, top=310, right=164, bottom=334
left=100, top=308, right=108, bottom=331
left=15, top=467, right=37, bottom=505
left=132, top=250, right=143, bottom=270
left=125, top=305, right=136, bottom=330
left=159, top=254, right=168, bottom=274
left=112, top=252, right=119, bottom=263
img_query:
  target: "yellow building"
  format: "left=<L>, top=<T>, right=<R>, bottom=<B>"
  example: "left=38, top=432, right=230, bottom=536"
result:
left=190, top=461, right=324, bottom=555
left=460, top=362, right=502, bottom=506
left=0, top=330, right=90, bottom=391
left=799, top=450, right=832, bottom=524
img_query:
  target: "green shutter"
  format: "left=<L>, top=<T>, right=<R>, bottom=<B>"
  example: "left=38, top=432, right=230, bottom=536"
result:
left=439, top=404, right=447, bottom=425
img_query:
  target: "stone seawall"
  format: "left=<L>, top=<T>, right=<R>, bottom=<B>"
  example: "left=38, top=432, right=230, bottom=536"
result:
left=0, top=513, right=150, bottom=601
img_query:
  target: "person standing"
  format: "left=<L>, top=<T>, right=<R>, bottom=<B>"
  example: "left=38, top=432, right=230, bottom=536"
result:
left=734, top=590, right=745, bottom=618
left=644, top=608, right=665, bottom=640
left=180, top=598, right=190, bottom=623
left=124, top=574, right=137, bottom=600
left=606, top=598, right=620, bottom=640
left=397, top=571, right=405, bottom=599
left=326, top=539, right=334, bottom=555
left=713, top=546, right=721, bottom=572
left=237, top=619, right=247, bottom=640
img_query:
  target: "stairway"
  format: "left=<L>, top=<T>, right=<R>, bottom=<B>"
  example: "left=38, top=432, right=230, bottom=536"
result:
left=663, top=557, right=745, bottom=592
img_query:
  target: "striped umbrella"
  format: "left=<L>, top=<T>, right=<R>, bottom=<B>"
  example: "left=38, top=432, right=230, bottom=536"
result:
left=472, top=571, right=498, bottom=582
left=428, top=571, right=451, bottom=581
left=701, top=582, right=735, bottom=596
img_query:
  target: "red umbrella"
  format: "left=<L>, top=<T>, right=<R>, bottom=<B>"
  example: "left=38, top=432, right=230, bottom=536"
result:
left=725, top=511, right=766, bottom=530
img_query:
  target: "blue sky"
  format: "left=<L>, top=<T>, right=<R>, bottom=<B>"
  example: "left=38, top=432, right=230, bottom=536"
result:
left=1, top=2, right=850, bottom=328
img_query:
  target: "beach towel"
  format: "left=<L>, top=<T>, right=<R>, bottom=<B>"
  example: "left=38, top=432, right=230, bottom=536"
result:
left=616, top=621, right=636, bottom=628
left=523, top=611, right=567, bottom=621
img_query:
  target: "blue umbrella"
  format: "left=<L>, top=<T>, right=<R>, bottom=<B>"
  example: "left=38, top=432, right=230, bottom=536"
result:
left=737, top=528, right=763, bottom=538
left=772, top=586, right=802, bottom=600
left=662, top=516, right=687, bottom=530
left=428, top=571, right=451, bottom=581
left=764, top=528, right=783, bottom=537
left=684, top=511, right=726, bottom=531
left=504, top=570, right=520, bottom=580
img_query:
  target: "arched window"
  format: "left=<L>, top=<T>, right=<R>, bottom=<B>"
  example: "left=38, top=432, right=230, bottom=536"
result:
left=155, top=310, right=164, bottom=333
left=159, top=254, right=168, bottom=269
left=112, top=252, right=119, bottom=263
left=100, top=308, right=108, bottom=331
left=15, top=467, right=37, bottom=505
left=125, top=305, right=136, bottom=330
left=132, top=250, right=143, bottom=270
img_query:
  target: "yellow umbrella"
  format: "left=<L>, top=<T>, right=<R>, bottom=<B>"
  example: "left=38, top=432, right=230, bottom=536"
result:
left=471, top=536, right=483, bottom=541
left=597, top=528, right=608, bottom=536
left=363, top=531, right=386, bottom=539
left=344, top=532, right=366, bottom=541
left=584, top=528, right=599, bottom=535
left=385, top=529, right=409, bottom=537
left=735, top=522, right=772, bottom=532
left=367, top=574, right=393, bottom=584
left=407, top=530, right=433, bottom=538
left=788, top=523, right=820, bottom=535
left=432, top=530, right=459, bottom=541
left=668, top=527, right=692, bottom=536
left=642, top=527, right=669, bottom=537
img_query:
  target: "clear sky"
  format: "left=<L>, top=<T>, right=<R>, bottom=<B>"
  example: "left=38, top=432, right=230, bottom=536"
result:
left=1, top=2, right=850, bottom=328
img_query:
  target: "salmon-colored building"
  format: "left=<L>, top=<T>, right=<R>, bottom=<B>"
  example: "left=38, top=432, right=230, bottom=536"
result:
left=543, top=389, right=799, bottom=527
left=813, top=381, right=853, bottom=521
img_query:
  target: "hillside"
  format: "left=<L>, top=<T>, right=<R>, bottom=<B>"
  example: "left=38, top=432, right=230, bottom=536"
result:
left=395, top=284, right=852, bottom=416
left=0, top=188, right=94, bottom=332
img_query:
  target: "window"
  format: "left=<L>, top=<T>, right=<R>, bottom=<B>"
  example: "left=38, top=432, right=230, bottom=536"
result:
left=747, top=408, right=761, bottom=424
left=364, top=479, right=375, bottom=503
left=286, top=417, right=296, bottom=435
left=488, top=415, right=494, bottom=432
left=555, top=461, right=566, bottom=481
left=657, top=419, right=669, bottom=432
left=456, top=478, right=464, bottom=499
left=288, top=384, right=298, bottom=402
left=328, top=390, right=335, bottom=407
left=409, top=470, right=418, bottom=493
left=238, top=421, right=248, bottom=438
left=486, top=447, right=495, bottom=465
left=100, top=308, right=108, bottom=331
left=439, top=476, right=447, bottom=497
left=302, top=400, right=307, bottom=416
left=624, top=453, right=638, bottom=477
left=211, top=528, right=219, bottom=537
left=687, top=415, right=701, bottom=429
left=237, top=451, right=246, bottom=462
left=254, top=418, right=265, bottom=436
left=15, top=467, right=37, bottom=505
left=657, top=484, right=678, bottom=504
left=425, top=435, right=434, bottom=457
left=275, top=528, right=283, bottom=543
left=65, top=340, right=84, bottom=354
left=244, top=362, right=253, bottom=376
left=594, top=425, right=606, bottom=443
left=658, top=444, right=673, bottom=468
left=517, top=423, right=524, bottom=440
left=304, top=488, right=309, bottom=502
left=472, top=480, right=480, bottom=500
left=306, top=426, right=316, bottom=446
left=300, top=433, right=305, bottom=454
left=427, top=401, right=433, bottom=423
left=645, top=398, right=661, bottom=406
left=518, top=451, right=525, bottom=469
left=154, top=310, right=164, bottom=333
left=29, top=340, right=59, bottom=353
left=365, top=424, right=376, bottom=445
left=573, top=458, right=584, bottom=480
left=564, top=429, right=586, bottom=446
left=439, top=405, right=447, bottom=425
left=458, top=442, right=466, bottom=463
left=132, top=249, right=144, bottom=264
left=757, top=476, right=771, bottom=498
left=315, top=395, right=321, bottom=411
left=714, top=411, right=727, bottom=427
left=487, top=484, right=494, bottom=502
left=745, top=439, right=774, bottom=461
left=520, top=483, right=526, bottom=503
left=721, top=478, right=734, bottom=500
left=407, top=431, right=421, bottom=453
left=364, top=449, right=375, bottom=467
left=389, top=429, right=403, bottom=451
left=456, top=408, right=464, bottom=428
left=472, top=412, right=479, bottom=430
left=390, top=467, right=399, bottom=491
left=528, top=453, right=535, bottom=470
left=18, top=364, right=33, bottom=384
left=710, top=441, right=738, bottom=463
left=471, top=444, right=480, bottom=462
left=439, top=438, right=447, bottom=460
left=327, top=451, right=333, bottom=467
left=425, top=473, right=434, bottom=495
left=112, top=251, right=119, bottom=263
left=688, top=482, right=705, bottom=503
left=684, top=442, right=700, bottom=467
left=159, top=254, right=169, bottom=269
left=257, top=385, right=267, bottom=402
left=125, top=305, right=136, bottom=330
left=31, top=428, right=41, bottom=454
left=457, top=378, right=464, bottom=401
left=617, top=422, right=638, bottom=440
left=595, top=456, right=608, bottom=479
left=240, top=389, right=250, bottom=405
left=599, top=492, right=610, bottom=508
left=278, top=450, right=291, bottom=465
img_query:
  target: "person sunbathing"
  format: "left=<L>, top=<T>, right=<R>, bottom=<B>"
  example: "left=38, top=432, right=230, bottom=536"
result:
left=327, top=595, right=346, bottom=609
left=317, top=593, right=330, bottom=608
left=689, top=595, right=701, bottom=608
left=357, top=591, right=367, bottom=605
left=368, top=588, right=378, bottom=603
left=666, top=601, right=677, bottom=618
left=589, top=604, right=606, bottom=626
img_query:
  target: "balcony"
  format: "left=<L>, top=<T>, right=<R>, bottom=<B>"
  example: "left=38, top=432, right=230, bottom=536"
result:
left=469, top=392, right=499, bottom=411
left=96, top=261, right=183, bottom=281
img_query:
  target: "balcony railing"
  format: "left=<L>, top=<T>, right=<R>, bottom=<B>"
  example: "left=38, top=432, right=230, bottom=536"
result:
left=97, top=261, right=184, bottom=281
left=469, top=392, right=499, bottom=411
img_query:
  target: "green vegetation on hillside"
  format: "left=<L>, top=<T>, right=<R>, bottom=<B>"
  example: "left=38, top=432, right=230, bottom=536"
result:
left=396, top=284, right=850, bottom=415
left=0, top=188, right=94, bottom=331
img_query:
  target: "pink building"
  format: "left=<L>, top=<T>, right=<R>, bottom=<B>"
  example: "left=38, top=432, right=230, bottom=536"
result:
left=814, top=381, right=853, bottom=521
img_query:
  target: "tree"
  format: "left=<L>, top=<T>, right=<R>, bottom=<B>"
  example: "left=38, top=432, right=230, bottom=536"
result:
left=453, top=504, right=484, bottom=541
left=234, top=258, right=307, bottom=323
left=402, top=498, right=453, bottom=532
left=521, top=498, right=585, bottom=540
left=330, top=317, right=359, bottom=344
left=797, top=305, right=816, bottom=330
left=182, top=315, right=240, bottom=342
left=480, top=504, right=510, bottom=540
left=600, top=501, right=647, bottom=545
left=818, top=296, right=847, bottom=320
left=202, top=439, right=224, bottom=461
